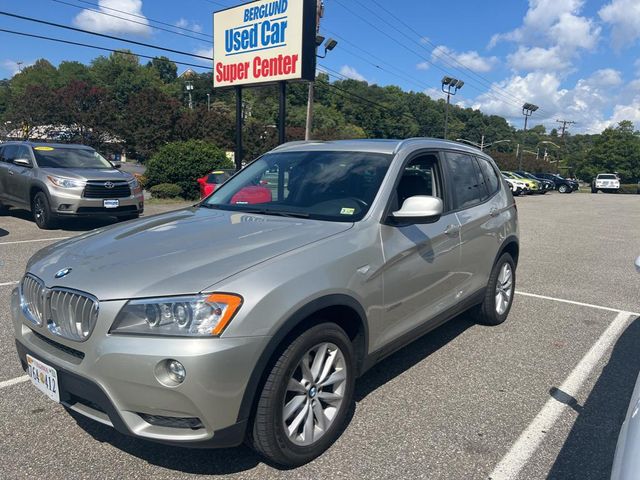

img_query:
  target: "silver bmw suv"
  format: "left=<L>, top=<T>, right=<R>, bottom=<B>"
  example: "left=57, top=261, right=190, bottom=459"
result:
left=0, top=141, right=144, bottom=229
left=12, top=139, right=518, bottom=466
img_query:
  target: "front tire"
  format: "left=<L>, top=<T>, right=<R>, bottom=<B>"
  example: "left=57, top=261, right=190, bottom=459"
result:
left=474, top=253, right=515, bottom=326
left=32, top=192, right=57, bottom=230
left=558, top=184, right=569, bottom=194
left=250, top=323, right=355, bottom=467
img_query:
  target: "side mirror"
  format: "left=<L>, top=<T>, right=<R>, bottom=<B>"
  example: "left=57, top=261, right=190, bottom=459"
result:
left=391, top=196, right=443, bottom=223
left=13, top=158, right=32, bottom=168
left=635, top=256, right=640, bottom=273
left=111, top=162, right=122, bottom=169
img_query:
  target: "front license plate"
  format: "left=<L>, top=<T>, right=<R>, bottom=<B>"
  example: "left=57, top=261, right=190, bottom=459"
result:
left=26, top=354, right=60, bottom=403
left=103, top=199, right=119, bottom=208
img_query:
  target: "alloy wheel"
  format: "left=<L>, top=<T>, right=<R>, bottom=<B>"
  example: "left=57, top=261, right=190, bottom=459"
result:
left=495, top=263, right=513, bottom=315
left=282, top=342, right=347, bottom=446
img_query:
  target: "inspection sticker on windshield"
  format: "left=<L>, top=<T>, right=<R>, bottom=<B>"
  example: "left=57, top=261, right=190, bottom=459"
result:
left=34, top=146, right=54, bottom=151
left=340, top=208, right=355, bottom=215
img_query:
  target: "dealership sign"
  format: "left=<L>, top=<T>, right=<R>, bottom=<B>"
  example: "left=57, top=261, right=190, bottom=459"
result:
left=213, top=0, right=317, bottom=88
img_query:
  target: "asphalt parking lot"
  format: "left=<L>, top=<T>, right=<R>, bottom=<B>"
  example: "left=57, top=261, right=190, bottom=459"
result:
left=1, top=192, right=639, bottom=480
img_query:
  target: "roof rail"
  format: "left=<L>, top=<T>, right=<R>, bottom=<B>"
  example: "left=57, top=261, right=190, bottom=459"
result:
left=270, top=140, right=327, bottom=152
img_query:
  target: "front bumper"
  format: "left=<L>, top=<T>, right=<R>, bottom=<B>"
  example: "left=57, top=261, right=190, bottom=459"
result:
left=11, top=288, right=269, bottom=448
left=48, top=187, right=144, bottom=217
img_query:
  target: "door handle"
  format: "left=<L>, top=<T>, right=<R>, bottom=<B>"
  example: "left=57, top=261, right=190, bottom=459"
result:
left=444, top=224, right=460, bottom=237
left=490, top=207, right=500, bottom=217
left=8, top=170, right=14, bottom=175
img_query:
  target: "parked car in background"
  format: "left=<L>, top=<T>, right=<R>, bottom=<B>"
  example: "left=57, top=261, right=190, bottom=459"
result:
left=502, top=174, right=527, bottom=196
left=591, top=173, right=620, bottom=194
left=502, top=171, right=539, bottom=194
left=197, top=170, right=233, bottom=199
left=533, top=172, right=579, bottom=193
left=610, top=255, right=640, bottom=480
left=0, top=141, right=143, bottom=229
left=13, top=138, right=519, bottom=466
left=514, top=171, right=554, bottom=194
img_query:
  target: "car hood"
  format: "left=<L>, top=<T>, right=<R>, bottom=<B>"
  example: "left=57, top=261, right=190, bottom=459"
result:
left=39, top=167, right=133, bottom=181
left=26, top=207, right=353, bottom=300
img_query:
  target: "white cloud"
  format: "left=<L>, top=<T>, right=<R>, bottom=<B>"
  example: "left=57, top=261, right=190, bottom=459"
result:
left=507, top=46, right=570, bottom=72
left=1, top=60, right=34, bottom=77
left=470, top=68, right=639, bottom=134
left=74, top=0, right=151, bottom=36
left=416, top=62, right=430, bottom=71
left=339, top=65, right=367, bottom=82
left=489, top=0, right=599, bottom=73
left=432, top=45, right=498, bottom=73
left=175, top=18, right=202, bottom=33
left=599, top=0, right=640, bottom=50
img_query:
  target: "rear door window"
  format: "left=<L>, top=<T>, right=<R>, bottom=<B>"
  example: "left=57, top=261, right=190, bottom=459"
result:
left=446, top=152, right=485, bottom=209
left=476, top=157, right=500, bottom=197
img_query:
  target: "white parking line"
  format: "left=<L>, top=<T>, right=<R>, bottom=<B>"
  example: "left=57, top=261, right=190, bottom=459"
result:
left=0, top=281, right=19, bottom=287
left=0, top=237, right=69, bottom=246
left=0, top=375, right=29, bottom=390
left=515, top=290, right=640, bottom=316
left=489, top=311, right=636, bottom=480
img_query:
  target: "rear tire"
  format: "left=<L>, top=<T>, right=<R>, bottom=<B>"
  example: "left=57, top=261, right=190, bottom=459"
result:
left=250, top=322, right=355, bottom=467
left=474, top=253, right=515, bottom=326
left=32, top=192, right=57, bottom=230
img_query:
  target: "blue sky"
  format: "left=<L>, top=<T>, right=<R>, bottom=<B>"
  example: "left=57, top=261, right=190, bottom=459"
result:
left=1, top=0, right=639, bottom=134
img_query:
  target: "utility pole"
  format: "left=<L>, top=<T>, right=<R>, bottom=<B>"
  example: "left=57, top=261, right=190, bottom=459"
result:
left=305, top=0, right=324, bottom=141
left=207, top=93, right=211, bottom=112
left=556, top=119, right=576, bottom=174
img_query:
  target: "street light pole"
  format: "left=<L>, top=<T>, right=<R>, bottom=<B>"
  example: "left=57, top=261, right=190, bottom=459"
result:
left=441, top=77, right=464, bottom=140
left=207, top=93, right=211, bottom=112
left=185, top=81, right=194, bottom=110
left=518, top=102, right=538, bottom=170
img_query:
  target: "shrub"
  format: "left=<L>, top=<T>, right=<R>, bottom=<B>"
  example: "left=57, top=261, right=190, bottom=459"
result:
left=146, top=140, right=233, bottom=199
left=150, top=183, right=182, bottom=199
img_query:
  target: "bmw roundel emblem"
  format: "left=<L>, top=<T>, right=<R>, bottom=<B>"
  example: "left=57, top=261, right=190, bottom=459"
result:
left=55, top=268, right=72, bottom=279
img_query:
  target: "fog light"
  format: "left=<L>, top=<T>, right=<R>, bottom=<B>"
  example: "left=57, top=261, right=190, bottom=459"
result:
left=167, top=360, right=186, bottom=384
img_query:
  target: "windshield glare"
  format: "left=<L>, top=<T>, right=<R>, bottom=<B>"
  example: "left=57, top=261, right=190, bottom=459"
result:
left=204, top=151, right=393, bottom=221
left=33, top=147, right=114, bottom=169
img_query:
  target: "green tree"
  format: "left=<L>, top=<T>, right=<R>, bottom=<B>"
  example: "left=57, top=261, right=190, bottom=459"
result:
left=147, top=56, right=178, bottom=84
left=146, top=140, right=233, bottom=199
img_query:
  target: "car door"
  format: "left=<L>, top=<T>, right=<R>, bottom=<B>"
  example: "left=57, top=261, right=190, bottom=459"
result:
left=378, top=152, right=463, bottom=349
left=0, top=144, right=19, bottom=204
left=6, top=145, right=34, bottom=207
left=0, top=145, right=9, bottom=202
left=447, top=152, right=504, bottom=296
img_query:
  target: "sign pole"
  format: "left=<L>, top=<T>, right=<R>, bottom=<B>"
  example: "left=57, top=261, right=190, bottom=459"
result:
left=235, top=86, right=243, bottom=171
left=278, top=81, right=287, bottom=145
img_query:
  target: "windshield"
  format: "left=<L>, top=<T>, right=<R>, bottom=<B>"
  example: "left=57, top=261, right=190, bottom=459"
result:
left=204, top=150, right=393, bottom=222
left=598, top=174, right=617, bottom=179
left=33, top=147, right=114, bottom=169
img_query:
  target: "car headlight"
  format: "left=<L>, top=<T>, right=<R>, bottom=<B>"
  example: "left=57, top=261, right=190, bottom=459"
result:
left=110, top=293, right=243, bottom=337
left=128, top=178, right=139, bottom=189
left=47, top=176, right=86, bottom=188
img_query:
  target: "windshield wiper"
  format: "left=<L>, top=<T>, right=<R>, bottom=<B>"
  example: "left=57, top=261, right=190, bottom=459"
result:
left=240, top=208, right=310, bottom=218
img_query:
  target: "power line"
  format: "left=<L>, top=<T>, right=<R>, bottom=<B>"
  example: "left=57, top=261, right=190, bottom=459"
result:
left=366, top=0, right=533, bottom=111
left=556, top=119, right=577, bottom=138
left=0, top=29, right=211, bottom=70
left=71, top=0, right=212, bottom=38
left=332, top=0, right=541, bottom=114
left=50, top=0, right=211, bottom=42
left=0, top=11, right=213, bottom=61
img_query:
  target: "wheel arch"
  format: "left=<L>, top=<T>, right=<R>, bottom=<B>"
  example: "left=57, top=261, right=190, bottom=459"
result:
left=236, top=294, right=369, bottom=424
left=495, top=236, right=519, bottom=268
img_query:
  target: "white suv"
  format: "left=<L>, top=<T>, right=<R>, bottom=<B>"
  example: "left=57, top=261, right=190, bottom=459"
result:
left=591, top=173, right=620, bottom=193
